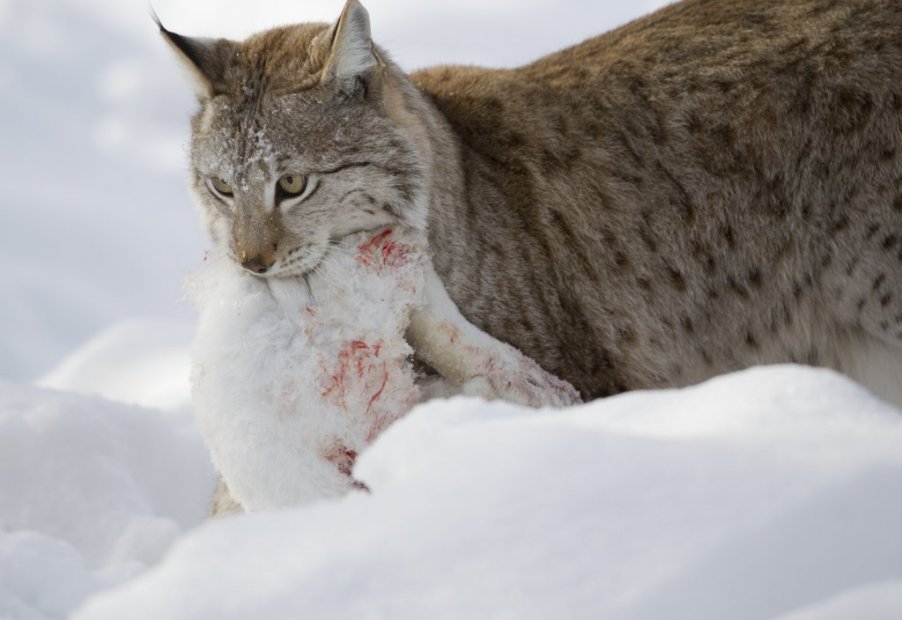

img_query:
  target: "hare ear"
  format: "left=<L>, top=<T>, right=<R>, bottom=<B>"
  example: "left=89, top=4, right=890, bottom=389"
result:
left=154, top=12, right=236, bottom=100
left=324, top=0, right=378, bottom=85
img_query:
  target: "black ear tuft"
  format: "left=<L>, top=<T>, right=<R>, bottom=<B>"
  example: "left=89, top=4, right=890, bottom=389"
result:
left=153, top=11, right=236, bottom=100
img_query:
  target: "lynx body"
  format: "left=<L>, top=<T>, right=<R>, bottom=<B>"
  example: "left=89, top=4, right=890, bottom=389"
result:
left=162, top=0, right=902, bottom=407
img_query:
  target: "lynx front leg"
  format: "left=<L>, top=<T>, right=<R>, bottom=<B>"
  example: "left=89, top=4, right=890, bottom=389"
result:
left=407, top=264, right=581, bottom=407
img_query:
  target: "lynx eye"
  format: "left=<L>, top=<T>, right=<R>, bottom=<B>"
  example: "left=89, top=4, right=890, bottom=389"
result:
left=277, top=173, right=306, bottom=196
left=209, top=177, right=233, bottom=197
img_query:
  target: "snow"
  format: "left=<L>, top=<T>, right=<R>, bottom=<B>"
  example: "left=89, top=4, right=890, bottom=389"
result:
left=70, top=366, right=902, bottom=620
left=38, top=319, right=193, bottom=411
left=4, top=366, right=902, bottom=618
left=0, top=381, right=214, bottom=619
left=3, top=0, right=902, bottom=618
left=777, top=580, right=902, bottom=620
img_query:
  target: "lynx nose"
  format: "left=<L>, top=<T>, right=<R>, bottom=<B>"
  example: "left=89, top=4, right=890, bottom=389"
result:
left=241, top=256, right=273, bottom=275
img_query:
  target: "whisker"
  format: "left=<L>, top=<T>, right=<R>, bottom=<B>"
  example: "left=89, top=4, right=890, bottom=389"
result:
left=303, top=273, right=315, bottom=303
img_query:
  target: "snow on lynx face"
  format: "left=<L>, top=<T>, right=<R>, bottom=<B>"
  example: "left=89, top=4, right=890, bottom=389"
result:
left=163, top=0, right=902, bottom=409
left=184, top=44, right=428, bottom=279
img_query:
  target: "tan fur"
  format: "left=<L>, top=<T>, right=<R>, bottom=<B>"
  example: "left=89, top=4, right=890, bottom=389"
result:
left=162, top=0, right=902, bottom=409
left=210, top=478, right=243, bottom=517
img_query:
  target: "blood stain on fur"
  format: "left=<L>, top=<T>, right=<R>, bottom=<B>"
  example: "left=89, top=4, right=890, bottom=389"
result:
left=356, top=228, right=410, bottom=270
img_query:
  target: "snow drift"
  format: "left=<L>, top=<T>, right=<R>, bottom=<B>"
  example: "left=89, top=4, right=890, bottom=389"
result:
left=0, top=381, right=214, bottom=619
left=68, top=365, right=902, bottom=620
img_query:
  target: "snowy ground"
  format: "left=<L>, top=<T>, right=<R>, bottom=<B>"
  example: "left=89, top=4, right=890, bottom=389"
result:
left=3, top=0, right=902, bottom=618
left=5, top=367, right=902, bottom=619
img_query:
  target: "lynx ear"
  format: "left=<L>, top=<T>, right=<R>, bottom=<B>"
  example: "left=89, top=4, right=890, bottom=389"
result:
left=153, top=12, right=235, bottom=100
left=324, top=0, right=378, bottom=86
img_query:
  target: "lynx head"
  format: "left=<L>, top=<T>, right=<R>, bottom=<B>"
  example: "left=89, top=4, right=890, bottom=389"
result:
left=158, top=1, right=427, bottom=277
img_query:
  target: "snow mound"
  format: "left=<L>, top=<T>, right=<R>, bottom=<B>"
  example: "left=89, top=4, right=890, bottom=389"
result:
left=776, top=579, right=902, bottom=620
left=74, top=365, right=902, bottom=620
left=38, top=318, right=193, bottom=412
left=0, top=381, right=215, bottom=620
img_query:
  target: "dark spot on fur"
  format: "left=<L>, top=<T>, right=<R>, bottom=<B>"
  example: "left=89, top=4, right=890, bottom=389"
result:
left=865, top=223, right=880, bottom=240
left=881, top=293, right=893, bottom=307
left=856, top=297, right=867, bottom=312
left=667, top=265, right=687, bottom=292
left=829, top=216, right=850, bottom=236
left=873, top=274, right=887, bottom=291
left=681, top=315, right=694, bottom=334
left=714, top=124, right=736, bottom=149
left=745, top=329, right=759, bottom=349
left=801, top=201, right=813, bottom=220
left=722, top=224, right=736, bottom=250
left=883, top=235, right=899, bottom=251
left=714, top=80, right=734, bottom=93
left=748, top=269, right=762, bottom=289
left=833, top=88, right=875, bottom=133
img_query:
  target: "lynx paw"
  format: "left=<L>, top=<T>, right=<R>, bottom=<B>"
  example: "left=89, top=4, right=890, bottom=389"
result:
left=462, top=352, right=582, bottom=408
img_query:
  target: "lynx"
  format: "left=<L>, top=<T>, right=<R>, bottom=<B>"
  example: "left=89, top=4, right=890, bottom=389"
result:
left=161, top=0, right=902, bottom=411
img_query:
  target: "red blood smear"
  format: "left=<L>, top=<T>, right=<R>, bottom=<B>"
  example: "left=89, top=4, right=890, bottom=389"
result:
left=322, top=441, right=358, bottom=478
left=320, top=340, right=387, bottom=413
left=357, top=228, right=393, bottom=267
